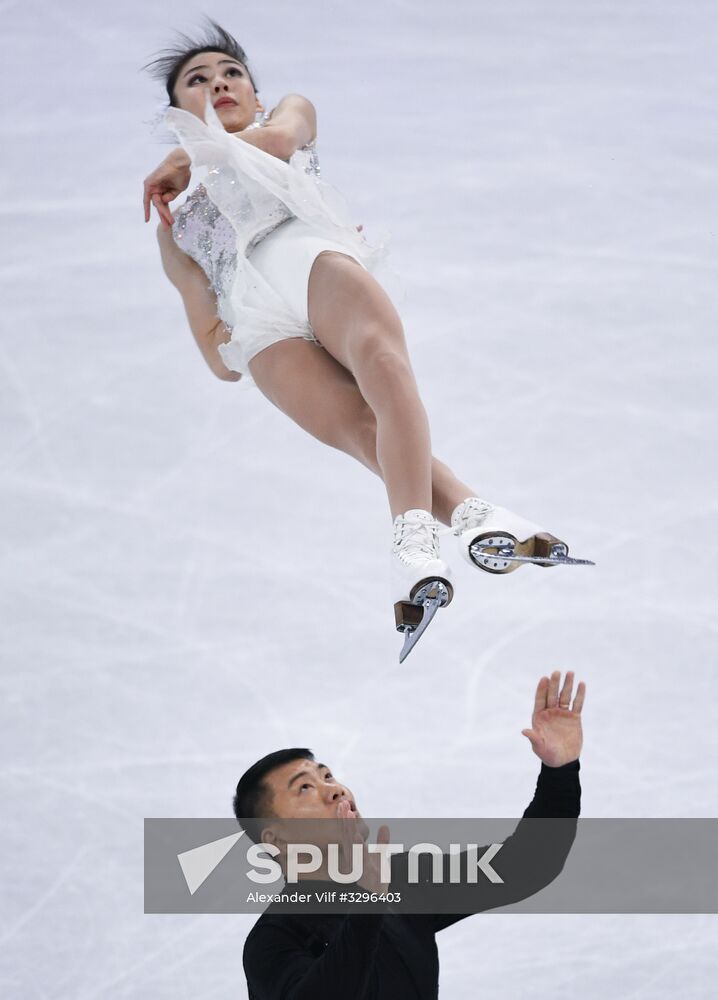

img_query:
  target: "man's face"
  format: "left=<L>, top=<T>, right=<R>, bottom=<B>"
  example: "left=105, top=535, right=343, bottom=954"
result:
left=265, top=758, right=359, bottom=822
left=259, top=759, right=370, bottom=868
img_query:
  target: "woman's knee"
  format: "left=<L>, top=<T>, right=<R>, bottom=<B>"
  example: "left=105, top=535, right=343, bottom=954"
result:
left=349, top=323, right=414, bottom=388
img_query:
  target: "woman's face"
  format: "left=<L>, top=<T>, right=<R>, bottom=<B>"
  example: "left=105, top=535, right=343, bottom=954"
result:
left=173, top=50, right=262, bottom=132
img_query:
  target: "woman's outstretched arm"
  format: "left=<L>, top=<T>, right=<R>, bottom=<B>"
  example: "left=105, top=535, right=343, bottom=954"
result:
left=156, top=224, right=241, bottom=382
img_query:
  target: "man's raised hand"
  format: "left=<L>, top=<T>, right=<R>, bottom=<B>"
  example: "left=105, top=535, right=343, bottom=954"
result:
left=336, top=800, right=391, bottom=895
left=521, top=670, right=585, bottom=767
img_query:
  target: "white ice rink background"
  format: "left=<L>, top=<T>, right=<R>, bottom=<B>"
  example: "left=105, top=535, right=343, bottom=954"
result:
left=2, top=1, right=717, bottom=996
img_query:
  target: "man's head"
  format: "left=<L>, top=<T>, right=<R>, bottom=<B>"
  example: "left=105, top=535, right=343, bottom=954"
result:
left=234, top=749, right=360, bottom=846
left=145, top=19, right=262, bottom=131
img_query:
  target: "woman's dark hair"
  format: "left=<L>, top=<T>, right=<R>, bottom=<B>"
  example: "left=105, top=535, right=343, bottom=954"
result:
left=144, top=18, right=258, bottom=106
left=233, top=748, right=314, bottom=843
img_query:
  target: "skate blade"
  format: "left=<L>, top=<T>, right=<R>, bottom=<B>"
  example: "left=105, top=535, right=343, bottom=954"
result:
left=469, top=533, right=595, bottom=573
left=480, top=550, right=596, bottom=567
left=395, top=579, right=452, bottom=664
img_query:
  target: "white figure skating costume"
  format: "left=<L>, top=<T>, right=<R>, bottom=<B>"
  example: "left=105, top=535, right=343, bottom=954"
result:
left=164, top=101, right=591, bottom=661
left=166, top=101, right=384, bottom=383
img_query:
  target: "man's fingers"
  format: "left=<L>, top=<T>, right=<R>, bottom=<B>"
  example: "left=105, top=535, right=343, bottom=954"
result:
left=336, top=799, right=358, bottom=832
left=572, top=681, right=586, bottom=714
left=521, top=728, right=538, bottom=749
left=336, top=801, right=352, bottom=849
left=546, top=670, right=561, bottom=709
left=533, top=675, right=549, bottom=714
left=558, top=671, right=574, bottom=708
left=377, top=824, right=390, bottom=845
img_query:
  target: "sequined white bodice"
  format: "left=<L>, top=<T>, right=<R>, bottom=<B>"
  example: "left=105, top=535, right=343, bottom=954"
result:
left=171, top=119, right=321, bottom=299
left=172, top=183, right=292, bottom=300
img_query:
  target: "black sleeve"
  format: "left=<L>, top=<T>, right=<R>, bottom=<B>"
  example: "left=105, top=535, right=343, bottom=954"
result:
left=522, top=758, right=581, bottom=818
left=244, top=914, right=384, bottom=1000
left=432, top=759, right=581, bottom=932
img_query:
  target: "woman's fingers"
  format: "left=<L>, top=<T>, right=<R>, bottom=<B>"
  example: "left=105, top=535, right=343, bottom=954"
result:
left=143, top=170, right=177, bottom=224
left=151, top=193, right=166, bottom=227
left=162, top=191, right=176, bottom=224
left=152, top=193, right=173, bottom=229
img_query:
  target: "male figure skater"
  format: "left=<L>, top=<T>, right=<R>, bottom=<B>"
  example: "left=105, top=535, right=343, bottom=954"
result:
left=236, top=670, right=585, bottom=999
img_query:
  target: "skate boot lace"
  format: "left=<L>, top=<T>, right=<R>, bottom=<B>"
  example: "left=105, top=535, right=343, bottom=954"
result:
left=393, top=516, right=440, bottom=567
left=451, top=497, right=494, bottom=534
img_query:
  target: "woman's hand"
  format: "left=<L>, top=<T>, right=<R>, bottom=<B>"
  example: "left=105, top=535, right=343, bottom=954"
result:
left=143, top=148, right=192, bottom=228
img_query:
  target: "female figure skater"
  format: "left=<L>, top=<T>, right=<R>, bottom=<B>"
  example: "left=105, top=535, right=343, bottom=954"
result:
left=143, top=23, right=588, bottom=647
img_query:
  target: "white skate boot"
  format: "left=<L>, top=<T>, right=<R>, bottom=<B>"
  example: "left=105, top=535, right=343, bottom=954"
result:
left=451, top=497, right=594, bottom=574
left=392, top=509, right=453, bottom=662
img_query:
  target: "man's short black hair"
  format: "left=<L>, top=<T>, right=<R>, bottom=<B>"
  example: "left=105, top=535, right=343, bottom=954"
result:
left=144, top=18, right=258, bottom=107
left=234, top=748, right=314, bottom=842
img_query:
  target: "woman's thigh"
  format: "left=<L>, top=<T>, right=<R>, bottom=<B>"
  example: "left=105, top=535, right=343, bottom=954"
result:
left=307, top=252, right=410, bottom=372
left=248, top=337, right=378, bottom=469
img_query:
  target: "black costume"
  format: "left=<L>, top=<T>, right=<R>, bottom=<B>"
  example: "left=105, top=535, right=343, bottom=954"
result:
left=244, top=759, right=581, bottom=999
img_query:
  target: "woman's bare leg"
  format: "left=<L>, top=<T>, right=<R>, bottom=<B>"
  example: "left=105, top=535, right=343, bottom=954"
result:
left=248, top=338, right=477, bottom=524
left=430, top=457, right=476, bottom=526
left=306, top=252, right=432, bottom=519
left=249, top=338, right=380, bottom=472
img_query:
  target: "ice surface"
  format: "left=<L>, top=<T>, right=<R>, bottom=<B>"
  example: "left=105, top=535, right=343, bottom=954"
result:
left=2, top=0, right=717, bottom=997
